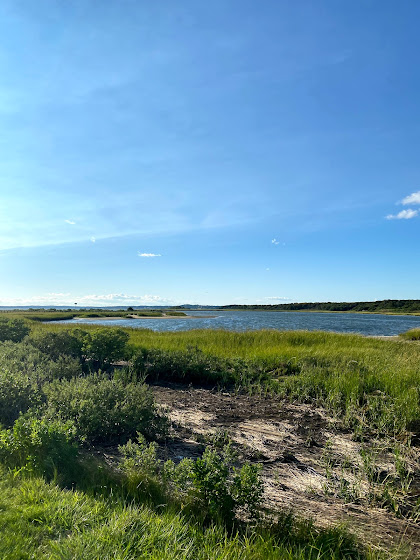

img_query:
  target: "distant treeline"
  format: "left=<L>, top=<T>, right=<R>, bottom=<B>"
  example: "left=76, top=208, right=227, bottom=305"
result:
left=221, top=300, right=420, bottom=313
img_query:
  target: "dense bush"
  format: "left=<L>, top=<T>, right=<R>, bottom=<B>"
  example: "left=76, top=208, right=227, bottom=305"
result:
left=82, top=328, right=129, bottom=369
left=0, top=317, right=30, bottom=342
left=131, top=347, right=276, bottom=387
left=0, top=368, right=45, bottom=426
left=0, top=340, right=82, bottom=383
left=43, top=376, right=167, bottom=445
left=119, top=436, right=263, bottom=524
left=0, top=416, right=78, bottom=481
left=28, top=330, right=85, bottom=361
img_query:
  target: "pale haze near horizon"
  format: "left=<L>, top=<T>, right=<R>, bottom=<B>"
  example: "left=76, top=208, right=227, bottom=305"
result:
left=0, top=1, right=419, bottom=307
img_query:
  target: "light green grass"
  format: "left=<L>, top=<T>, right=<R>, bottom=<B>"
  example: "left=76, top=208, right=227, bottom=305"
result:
left=0, top=468, right=381, bottom=560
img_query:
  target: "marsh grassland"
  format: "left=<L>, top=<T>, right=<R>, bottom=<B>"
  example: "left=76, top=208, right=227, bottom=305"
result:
left=0, top=313, right=419, bottom=559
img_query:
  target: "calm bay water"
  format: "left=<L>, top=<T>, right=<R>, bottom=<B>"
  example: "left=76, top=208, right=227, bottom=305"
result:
left=57, top=310, right=420, bottom=336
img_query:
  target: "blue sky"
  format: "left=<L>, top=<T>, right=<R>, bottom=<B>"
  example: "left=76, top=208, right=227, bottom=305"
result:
left=1, top=1, right=419, bottom=306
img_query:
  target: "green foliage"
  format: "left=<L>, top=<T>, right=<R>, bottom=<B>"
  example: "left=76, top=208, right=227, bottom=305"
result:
left=0, top=367, right=45, bottom=426
left=119, top=436, right=263, bottom=525
left=0, top=416, right=78, bottom=481
left=23, top=312, right=77, bottom=322
left=43, top=376, right=167, bottom=445
left=132, top=347, right=283, bottom=388
left=222, top=299, right=420, bottom=314
left=400, top=328, right=420, bottom=340
left=0, top=469, right=375, bottom=560
left=28, top=329, right=85, bottom=360
left=0, top=340, right=82, bottom=383
left=191, top=446, right=263, bottom=523
left=82, top=328, right=129, bottom=369
left=0, top=317, right=30, bottom=342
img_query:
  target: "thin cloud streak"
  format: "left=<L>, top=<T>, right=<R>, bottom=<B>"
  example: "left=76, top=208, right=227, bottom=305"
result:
left=138, top=252, right=162, bottom=257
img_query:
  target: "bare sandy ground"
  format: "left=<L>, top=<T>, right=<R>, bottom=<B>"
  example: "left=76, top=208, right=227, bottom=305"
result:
left=152, top=384, right=420, bottom=558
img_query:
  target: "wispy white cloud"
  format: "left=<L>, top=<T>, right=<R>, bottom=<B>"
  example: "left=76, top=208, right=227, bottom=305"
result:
left=401, top=191, right=420, bottom=205
left=386, top=209, right=419, bottom=220
left=271, top=238, right=280, bottom=245
left=0, top=293, right=174, bottom=306
left=262, top=296, right=291, bottom=301
left=90, top=236, right=96, bottom=243
left=138, top=252, right=162, bottom=258
left=65, top=219, right=76, bottom=225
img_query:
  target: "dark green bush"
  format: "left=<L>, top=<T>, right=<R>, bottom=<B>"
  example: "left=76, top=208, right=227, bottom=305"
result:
left=43, top=376, right=167, bottom=445
left=132, top=347, right=241, bottom=386
left=0, top=317, right=30, bottom=342
left=0, top=341, right=82, bottom=383
left=0, top=368, right=45, bottom=427
left=119, top=436, right=263, bottom=524
left=28, top=330, right=85, bottom=361
left=82, top=328, right=129, bottom=369
left=0, top=416, right=78, bottom=481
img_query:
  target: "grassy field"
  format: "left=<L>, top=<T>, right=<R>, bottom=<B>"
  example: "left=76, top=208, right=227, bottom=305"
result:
left=24, top=324, right=420, bottom=437
left=0, top=467, right=380, bottom=560
left=0, top=317, right=418, bottom=558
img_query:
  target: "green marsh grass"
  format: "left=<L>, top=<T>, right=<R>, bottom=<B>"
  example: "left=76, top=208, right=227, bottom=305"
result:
left=0, top=467, right=380, bottom=560
left=27, top=325, right=420, bottom=436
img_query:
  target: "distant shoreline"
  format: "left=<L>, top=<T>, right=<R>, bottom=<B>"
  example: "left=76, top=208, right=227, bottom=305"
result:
left=72, top=314, right=216, bottom=321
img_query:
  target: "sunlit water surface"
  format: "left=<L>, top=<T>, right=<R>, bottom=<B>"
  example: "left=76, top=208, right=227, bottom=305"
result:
left=55, top=310, right=420, bottom=336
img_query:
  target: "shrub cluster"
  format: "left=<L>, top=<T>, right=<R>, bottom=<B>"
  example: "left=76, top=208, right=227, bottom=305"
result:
left=0, top=317, right=30, bottom=342
left=43, top=376, right=167, bottom=445
left=0, top=416, right=78, bottom=481
left=131, top=347, right=297, bottom=388
left=119, top=434, right=263, bottom=524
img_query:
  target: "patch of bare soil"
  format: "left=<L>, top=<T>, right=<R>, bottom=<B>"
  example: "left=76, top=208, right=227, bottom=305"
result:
left=152, top=383, right=420, bottom=558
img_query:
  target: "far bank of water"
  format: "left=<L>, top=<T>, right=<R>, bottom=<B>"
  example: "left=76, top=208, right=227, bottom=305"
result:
left=52, top=310, right=420, bottom=336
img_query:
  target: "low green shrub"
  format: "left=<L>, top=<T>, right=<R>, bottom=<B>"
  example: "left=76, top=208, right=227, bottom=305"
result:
left=119, top=436, right=263, bottom=524
left=0, top=340, right=82, bottom=384
left=0, top=369, right=44, bottom=427
left=0, top=416, right=78, bottom=481
left=28, top=329, right=85, bottom=361
left=400, top=328, right=420, bottom=341
left=23, top=312, right=76, bottom=322
left=131, top=347, right=286, bottom=388
left=0, top=317, right=30, bottom=342
left=43, top=376, right=167, bottom=445
left=82, top=328, right=129, bottom=369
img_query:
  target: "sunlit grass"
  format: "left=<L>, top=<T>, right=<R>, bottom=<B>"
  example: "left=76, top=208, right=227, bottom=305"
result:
left=0, top=468, right=380, bottom=560
left=28, top=324, right=420, bottom=436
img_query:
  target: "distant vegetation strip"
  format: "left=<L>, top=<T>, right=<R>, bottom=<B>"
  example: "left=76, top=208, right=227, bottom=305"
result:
left=0, top=309, right=186, bottom=322
left=220, top=299, right=420, bottom=314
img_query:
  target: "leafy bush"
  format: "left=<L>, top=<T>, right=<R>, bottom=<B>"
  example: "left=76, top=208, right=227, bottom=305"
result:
left=119, top=436, right=263, bottom=524
left=28, top=330, right=85, bottom=361
left=0, top=368, right=45, bottom=427
left=43, top=376, right=167, bottom=445
left=131, top=347, right=275, bottom=388
left=0, top=317, right=30, bottom=342
left=82, top=328, right=129, bottom=369
left=0, top=340, right=82, bottom=384
left=0, top=416, right=78, bottom=481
